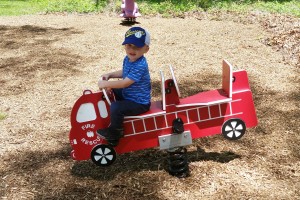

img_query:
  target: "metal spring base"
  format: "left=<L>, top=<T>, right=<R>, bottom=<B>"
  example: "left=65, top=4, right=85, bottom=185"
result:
left=167, top=147, right=189, bottom=178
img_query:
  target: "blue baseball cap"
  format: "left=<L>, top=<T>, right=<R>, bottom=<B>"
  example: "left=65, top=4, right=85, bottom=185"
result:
left=122, top=27, right=150, bottom=47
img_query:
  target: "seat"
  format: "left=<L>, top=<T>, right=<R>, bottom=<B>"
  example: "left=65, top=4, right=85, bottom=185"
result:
left=222, top=59, right=233, bottom=98
left=169, top=65, right=181, bottom=98
left=176, top=59, right=233, bottom=107
left=124, top=70, right=166, bottom=119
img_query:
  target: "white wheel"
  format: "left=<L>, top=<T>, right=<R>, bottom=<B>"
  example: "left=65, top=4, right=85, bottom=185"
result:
left=91, top=144, right=116, bottom=166
left=222, top=119, right=246, bottom=140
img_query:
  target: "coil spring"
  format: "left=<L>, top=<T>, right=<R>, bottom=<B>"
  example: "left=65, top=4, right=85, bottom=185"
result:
left=167, top=147, right=189, bottom=178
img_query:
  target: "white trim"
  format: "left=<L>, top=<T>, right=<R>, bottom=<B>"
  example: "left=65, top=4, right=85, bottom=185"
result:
left=232, top=89, right=250, bottom=94
left=218, top=104, right=222, bottom=117
left=176, top=98, right=232, bottom=107
left=124, top=110, right=166, bottom=119
left=229, top=101, right=233, bottom=115
left=125, top=99, right=241, bottom=121
left=131, top=121, right=136, bottom=134
left=160, top=70, right=166, bottom=111
left=153, top=117, right=158, bottom=129
left=142, top=119, right=146, bottom=131
left=197, top=107, right=201, bottom=120
left=169, top=65, right=181, bottom=97
left=97, top=100, right=108, bottom=119
left=186, top=110, right=190, bottom=123
left=164, top=115, right=168, bottom=127
left=124, top=112, right=244, bottom=137
left=76, top=102, right=97, bottom=123
left=123, top=99, right=242, bottom=136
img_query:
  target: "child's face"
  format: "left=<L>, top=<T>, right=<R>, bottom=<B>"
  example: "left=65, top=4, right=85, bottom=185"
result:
left=124, top=44, right=149, bottom=62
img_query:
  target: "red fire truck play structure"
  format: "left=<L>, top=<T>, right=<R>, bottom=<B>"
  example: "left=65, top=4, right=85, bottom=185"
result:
left=69, top=60, right=258, bottom=170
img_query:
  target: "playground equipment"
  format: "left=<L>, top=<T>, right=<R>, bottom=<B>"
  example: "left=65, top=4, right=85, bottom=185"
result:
left=120, top=0, right=141, bottom=22
left=69, top=60, right=258, bottom=176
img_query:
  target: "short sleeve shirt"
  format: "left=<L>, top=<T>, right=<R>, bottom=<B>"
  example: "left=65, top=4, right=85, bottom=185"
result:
left=122, top=56, right=151, bottom=105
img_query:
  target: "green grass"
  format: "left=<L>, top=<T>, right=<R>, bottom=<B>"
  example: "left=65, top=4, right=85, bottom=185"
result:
left=211, top=0, right=300, bottom=16
left=138, top=0, right=300, bottom=17
left=0, top=0, right=299, bottom=17
left=45, top=0, right=105, bottom=13
left=0, top=0, right=45, bottom=15
left=0, top=112, right=6, bottom=120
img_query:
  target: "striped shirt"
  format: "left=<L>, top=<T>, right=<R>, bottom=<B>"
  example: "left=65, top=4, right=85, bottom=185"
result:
left=122, top=56, right=151, bottom=105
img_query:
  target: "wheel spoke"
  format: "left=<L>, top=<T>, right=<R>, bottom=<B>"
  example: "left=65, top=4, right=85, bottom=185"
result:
left=236, top=124, right=244, bottom=130
left=105, top=155, right=114, bottom=161
left=104, top=148, right=111, bottom=155
left=235, top=131, right=241, bottom=137
left=227, top=131, right=234, bottom=138
left=225, top=125, right=233, bottom=132
left=94, top=155, right=102, bottom=161
left=231, top=121, right=237, bottom=128
left=96, top=148, right=104, bottom=155
left=91, top=144, right=117, bottom=166
left=222, top=119, right=246, bottom=140
left=101, top=158, right=108, bottom=164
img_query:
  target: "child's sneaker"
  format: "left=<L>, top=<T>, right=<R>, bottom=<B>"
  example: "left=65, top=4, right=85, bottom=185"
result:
left=96, top=127, right=124, bottom=146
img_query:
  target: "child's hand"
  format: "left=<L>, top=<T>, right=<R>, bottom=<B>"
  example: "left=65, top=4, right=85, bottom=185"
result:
left=106, top=88, right=112, bottom=93
left=101, top=73, right=110, bottom=81
left=98, top=79, right=112, bottom=92
left=98, top=80, right=107, bottom=90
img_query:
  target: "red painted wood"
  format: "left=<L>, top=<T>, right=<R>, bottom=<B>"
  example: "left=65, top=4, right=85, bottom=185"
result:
left=69, top=60, right=258, bottom=161
left=178, top=89, right=230, bottom=106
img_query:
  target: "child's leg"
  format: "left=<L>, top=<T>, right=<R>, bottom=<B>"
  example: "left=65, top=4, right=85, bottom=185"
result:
left=97, top=98, right=150, bottom=145
left=110, top=100, right=150, bottom=129
left=112, top=88, right=124, bottom=101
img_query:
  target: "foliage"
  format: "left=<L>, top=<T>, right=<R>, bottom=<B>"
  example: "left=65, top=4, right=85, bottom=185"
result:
left=0, top=0, right=299, bottom=17
left=0, top=0, right=44, bottom=15
left=0, top=112, right=6, bottom=120
left=210, top=0, right=300, bottom=16
left=44, top=0, right=104, bottom=13
left=138, top=0, right=300, bottom=16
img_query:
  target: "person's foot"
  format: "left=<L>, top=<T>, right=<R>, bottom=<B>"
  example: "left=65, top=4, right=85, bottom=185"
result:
left=96, top=128, right=111, bottom=139
left=96, top=127, right=124, bottom=146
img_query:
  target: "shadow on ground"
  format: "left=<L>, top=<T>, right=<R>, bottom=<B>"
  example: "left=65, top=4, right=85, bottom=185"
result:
left=1, top=62, right=299, bottom=199
left=1, top=140, right=240, bottom=199
left=0, top=25, right=83, bottom=96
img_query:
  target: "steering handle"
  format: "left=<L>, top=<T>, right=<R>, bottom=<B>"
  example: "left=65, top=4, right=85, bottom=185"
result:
left=100, top=76, right=114, bottom=105
left=102, top=88, right=112, bottom=105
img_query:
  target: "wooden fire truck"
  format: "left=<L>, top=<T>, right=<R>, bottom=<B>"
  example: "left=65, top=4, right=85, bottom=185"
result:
left=69, top=60, right=258, bottom=168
